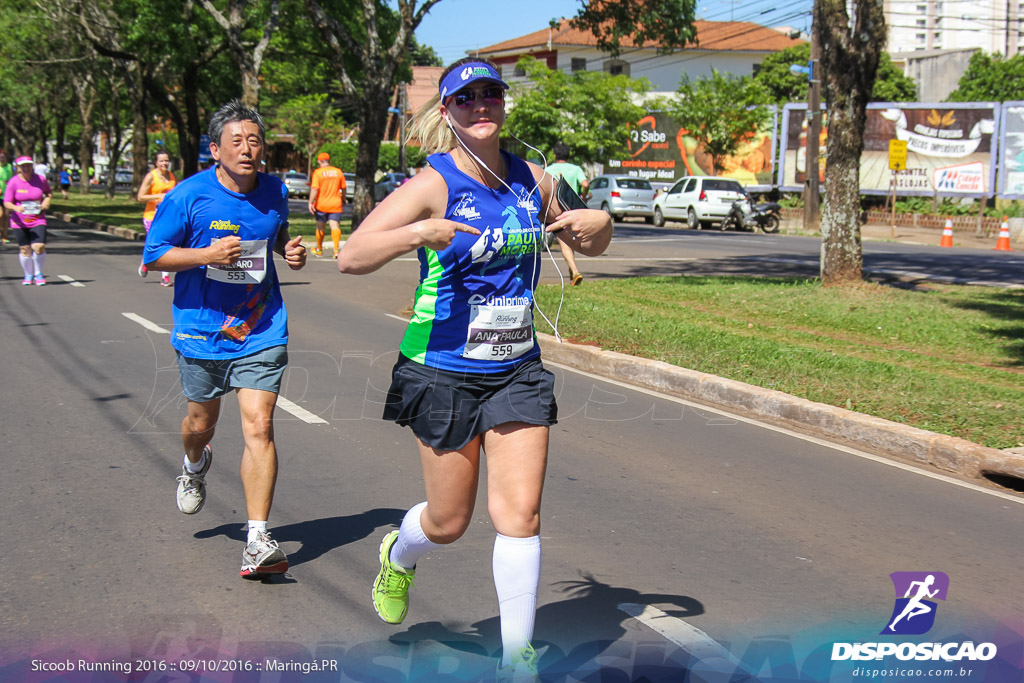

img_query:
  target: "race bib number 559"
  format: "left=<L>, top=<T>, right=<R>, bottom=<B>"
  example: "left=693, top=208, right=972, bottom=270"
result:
left=463, top=304, right=534, bottom=361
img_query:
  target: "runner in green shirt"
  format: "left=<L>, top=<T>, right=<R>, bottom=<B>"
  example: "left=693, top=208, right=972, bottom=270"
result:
left=545, top=142, right=589, bottom=285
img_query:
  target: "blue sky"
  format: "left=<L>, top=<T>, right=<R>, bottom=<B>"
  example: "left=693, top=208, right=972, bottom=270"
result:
left=413, top=0, right=813, bottom=66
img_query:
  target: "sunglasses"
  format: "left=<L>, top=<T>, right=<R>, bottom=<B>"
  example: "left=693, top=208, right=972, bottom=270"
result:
left=450, top=86, right=504, bottom=109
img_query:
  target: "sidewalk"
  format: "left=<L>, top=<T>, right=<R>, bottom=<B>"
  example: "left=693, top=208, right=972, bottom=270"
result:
left=781, top=218, right=1022, bottom=251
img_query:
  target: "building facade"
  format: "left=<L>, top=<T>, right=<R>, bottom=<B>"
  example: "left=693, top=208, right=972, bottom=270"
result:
left=885, top=0, right=1021, bottom=56
left=471, top=19, right=804, bottom=93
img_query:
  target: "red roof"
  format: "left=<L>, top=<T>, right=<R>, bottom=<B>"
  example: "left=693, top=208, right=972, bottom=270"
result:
left=474, top=18, right=802, bottom=55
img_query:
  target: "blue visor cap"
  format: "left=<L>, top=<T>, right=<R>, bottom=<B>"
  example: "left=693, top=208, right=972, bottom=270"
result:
left=439, top=62, right=509, bottom=100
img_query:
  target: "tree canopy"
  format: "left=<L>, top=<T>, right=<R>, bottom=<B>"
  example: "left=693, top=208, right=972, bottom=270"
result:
left=668, top=70, right=773, bottom=176
left=504, top=57, right=650, bottom=165
left=947, top=51, right=1024, bottom=102
left=755, top=43, right=917, bottom=104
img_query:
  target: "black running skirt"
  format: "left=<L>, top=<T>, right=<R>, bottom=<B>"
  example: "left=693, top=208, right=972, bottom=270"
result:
left=383, top=354, right=558, bottom=451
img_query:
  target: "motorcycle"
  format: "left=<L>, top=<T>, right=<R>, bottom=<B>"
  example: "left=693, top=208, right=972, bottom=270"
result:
left=721, top=196, right=781, bottom=233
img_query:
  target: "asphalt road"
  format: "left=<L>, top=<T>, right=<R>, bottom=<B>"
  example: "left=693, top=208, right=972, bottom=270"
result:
left=1, top=221, right=1022, bottom=682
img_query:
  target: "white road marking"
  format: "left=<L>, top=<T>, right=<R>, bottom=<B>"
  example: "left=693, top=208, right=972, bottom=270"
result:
left=122, top=312, right=169, bottom=334
left=276, top=397, right=328, bottom=424
left=618, top=603, right=746, bottom=671
left=544, top=358, right=1024, bottom=505
left=57, top=274, right=85, bottom=287
left=385, top=313, right=407, bottom=322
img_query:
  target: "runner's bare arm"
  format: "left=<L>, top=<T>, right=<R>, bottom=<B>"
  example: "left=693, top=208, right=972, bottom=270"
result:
left=136, top=171, right=155, bottom=203
left=338, top=167, right=480, bottom=275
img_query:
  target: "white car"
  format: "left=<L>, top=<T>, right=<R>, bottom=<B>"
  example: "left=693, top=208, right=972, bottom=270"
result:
left=652, top=176, right=747, bottom=229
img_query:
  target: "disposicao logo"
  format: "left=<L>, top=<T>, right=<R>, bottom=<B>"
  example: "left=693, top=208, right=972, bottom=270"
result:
left=831, top=572, right=997, bottom=663
left=882, top=571, right=947, bottom=635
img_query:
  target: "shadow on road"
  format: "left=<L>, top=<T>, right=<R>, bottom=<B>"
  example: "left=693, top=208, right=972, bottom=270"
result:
left=378, top=572, right=708, bottom=680
left=193, top=506, right=405, bottom=567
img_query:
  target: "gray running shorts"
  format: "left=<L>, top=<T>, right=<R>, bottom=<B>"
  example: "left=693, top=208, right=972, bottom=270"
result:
left=314, top=211, right=343, bottom=222
left=176, top=345, right=288, bottom=402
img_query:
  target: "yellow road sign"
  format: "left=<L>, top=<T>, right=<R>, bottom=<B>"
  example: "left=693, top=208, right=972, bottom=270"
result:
left=889, top=139, right=908, bottom=171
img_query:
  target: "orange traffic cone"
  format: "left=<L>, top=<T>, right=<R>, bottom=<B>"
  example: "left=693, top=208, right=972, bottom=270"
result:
left=994, top=216, right=1013, bottom=251
left=940, top=217, right=954, bottom=247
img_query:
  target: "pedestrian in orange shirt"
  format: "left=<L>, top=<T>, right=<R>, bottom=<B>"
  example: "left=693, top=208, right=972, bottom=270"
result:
left=308, top=152, right=346, bottom=257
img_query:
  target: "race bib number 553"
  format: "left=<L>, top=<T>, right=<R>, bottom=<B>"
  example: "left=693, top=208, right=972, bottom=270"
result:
left=206, top=239, right=268, bottom=285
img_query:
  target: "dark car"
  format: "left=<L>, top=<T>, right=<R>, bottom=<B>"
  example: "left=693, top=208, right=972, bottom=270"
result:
left=374, top=172, right=407, bottom=201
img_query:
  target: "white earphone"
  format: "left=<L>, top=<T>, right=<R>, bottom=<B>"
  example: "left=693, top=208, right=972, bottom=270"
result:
left=442, top=112, right=567, bottom=341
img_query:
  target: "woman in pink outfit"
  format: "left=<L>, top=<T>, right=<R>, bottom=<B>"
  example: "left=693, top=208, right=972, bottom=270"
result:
left=3, top=156, right=52, bottom=285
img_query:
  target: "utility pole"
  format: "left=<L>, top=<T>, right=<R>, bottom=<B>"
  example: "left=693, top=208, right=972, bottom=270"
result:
left=399, top=83, right=408, bottom=174
left=804, top=19, right=822, bottom=233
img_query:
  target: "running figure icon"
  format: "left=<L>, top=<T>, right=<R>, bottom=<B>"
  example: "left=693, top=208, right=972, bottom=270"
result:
left=889, top=574, right=939, bottom=631
left=882, top=571, right=949, bottom=635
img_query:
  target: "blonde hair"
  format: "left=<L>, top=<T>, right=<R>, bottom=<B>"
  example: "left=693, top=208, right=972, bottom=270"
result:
left=407, top=57, right=504, bottom=155
left=409, top=93, right=456, bottom=155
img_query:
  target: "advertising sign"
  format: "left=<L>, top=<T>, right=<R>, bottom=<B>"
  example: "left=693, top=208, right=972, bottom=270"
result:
left=779, top=103, right=999, bottom=196
left=998, top=101, right=1024, bottom=198
left=604, top=108, right=778, bottom=191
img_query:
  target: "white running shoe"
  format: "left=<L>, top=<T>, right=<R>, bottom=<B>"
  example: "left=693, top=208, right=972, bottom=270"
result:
left=240, top=530, right=289, bottom=578
left=175, top=446, right=212, bottom=514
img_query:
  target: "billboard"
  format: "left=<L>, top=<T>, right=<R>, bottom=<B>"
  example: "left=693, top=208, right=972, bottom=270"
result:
left=604, top=108, right=778, bottom=191
left=779, top=103, right=1000, bottom=196
left=998, top=102, right=1024, bottom=199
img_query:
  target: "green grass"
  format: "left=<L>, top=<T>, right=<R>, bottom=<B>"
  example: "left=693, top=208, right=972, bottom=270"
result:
left=536, top=277, right=1024, bottom=449
left=50, top=191, right=351, bottom=241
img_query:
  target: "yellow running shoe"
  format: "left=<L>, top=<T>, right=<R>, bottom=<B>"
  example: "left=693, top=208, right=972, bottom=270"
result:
left=372, top=530, right=415, bottom=624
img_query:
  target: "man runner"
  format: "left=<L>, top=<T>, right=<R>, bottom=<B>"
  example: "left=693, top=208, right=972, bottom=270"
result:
left=142, top=99, right=308, bottom=578
left=308, top=152, right=346, bottom=257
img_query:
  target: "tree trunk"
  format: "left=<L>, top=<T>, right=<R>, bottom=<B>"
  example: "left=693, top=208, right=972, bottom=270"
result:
left=351, top=85, right=392, bottom=227
left=815, top=0, right=885, bottom=286
left=130, top=62, right=150, bottom=188
left=241, top=68, right=260, bottom=109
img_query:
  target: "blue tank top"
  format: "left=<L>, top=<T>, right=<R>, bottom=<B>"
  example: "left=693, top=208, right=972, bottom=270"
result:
left=399, top=150, right=545, bottom=373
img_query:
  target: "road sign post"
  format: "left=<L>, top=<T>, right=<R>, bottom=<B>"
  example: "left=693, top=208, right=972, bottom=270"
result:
left=888, top=140, right=908, bottom=238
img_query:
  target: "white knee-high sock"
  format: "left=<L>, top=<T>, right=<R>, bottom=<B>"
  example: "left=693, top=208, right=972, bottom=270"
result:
left=19, top=254, right=33, bottom=279
left=31, top=251, right=45, bottom=276
left=493, top=533, right=541, bottom=665
left=390, top=501, right=441, bottom=570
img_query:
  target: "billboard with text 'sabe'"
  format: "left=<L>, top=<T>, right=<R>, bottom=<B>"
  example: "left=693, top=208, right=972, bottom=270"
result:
left=604, top=109, right=777, bottom=192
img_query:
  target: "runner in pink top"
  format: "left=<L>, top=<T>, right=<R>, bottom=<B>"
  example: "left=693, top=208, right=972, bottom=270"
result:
left=2, top=156, right=52, bottom=285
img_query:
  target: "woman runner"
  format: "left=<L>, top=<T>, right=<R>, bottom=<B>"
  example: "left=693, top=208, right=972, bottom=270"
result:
left=337, top=58, right=612, bottom=681
left=137, top=151, right=177, bottom=286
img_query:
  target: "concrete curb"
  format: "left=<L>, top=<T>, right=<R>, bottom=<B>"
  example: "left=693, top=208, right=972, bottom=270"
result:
left=538, top=333, right=1024, bottom=484
left=51, top=212, right=145, bottom=241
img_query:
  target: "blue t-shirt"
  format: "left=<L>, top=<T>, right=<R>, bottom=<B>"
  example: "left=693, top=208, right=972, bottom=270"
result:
left=142, top=166, right=290, bottom=360
left=59, top=170, right=70, bottom=185
left=399, top=150, right=545, bottom=373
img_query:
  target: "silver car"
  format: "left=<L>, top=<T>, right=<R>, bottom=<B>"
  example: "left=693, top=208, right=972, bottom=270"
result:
left=585, top=175, right=657, bottom=222
left=652, top=176, right=746, bottom=229
left=282, top=171, right=310, bottom=198
left=344, top=173, right=355, bottom=201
